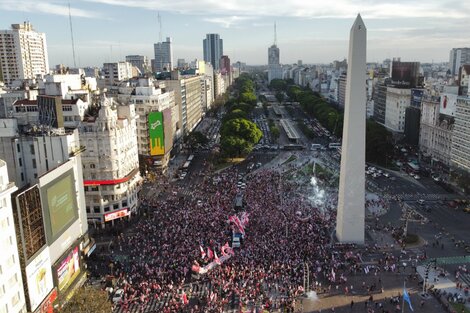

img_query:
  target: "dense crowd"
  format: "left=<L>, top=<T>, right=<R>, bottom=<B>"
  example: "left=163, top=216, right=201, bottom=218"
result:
left=90, top=166, right=367, bottom=313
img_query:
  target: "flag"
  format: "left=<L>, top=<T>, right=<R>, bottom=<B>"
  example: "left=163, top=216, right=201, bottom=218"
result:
left=214, top=251, right=221, bottom=265
left=207, top=247, right=214, bottom=260
left=182, top=292, right=189, bottom=305
left=229, top=215, right=245, bottom=235
left=221, top=242, right=235, bottom=256
left=331, top=268, right=336, bottom=281
left=200, top=246, right=206, bottom=259
left=403, top=286, right=414, bottom=311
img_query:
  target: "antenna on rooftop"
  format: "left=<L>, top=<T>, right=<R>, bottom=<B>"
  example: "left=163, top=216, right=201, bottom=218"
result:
left=68, top=3, right=77, bottom=68
left=274, top=22, right=277, bottom=46
left=158, top=12, right=162, bottom=42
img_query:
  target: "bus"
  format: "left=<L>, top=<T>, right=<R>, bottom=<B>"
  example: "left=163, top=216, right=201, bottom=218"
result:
left=328, top=143, right=341, bottom=149
left=282, top=144, right=305, bottom=150
left=182, top=161, right=191, bottom=169
left=187, top=154, right=195, bottom=162
left=310, top=144, right=322, bottom=151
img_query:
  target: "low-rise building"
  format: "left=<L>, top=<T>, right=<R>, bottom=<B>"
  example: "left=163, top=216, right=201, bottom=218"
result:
left=451, top=97, right=470, bottom=172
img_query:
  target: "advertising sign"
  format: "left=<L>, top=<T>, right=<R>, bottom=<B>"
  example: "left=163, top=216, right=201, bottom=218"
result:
left=41, top=170, right=79, bottom=242
left=410, top=89, right=424, bottom=108
left=37, top=288, right=57, bottom=313
left=440, top=93, right=457, bottom=116
left=148, top=111, right=165, bottom=156
left=26, top=248, right=54, bottom=312
left=56, top=246, right=80, bottom=292
left=104, top=208, right=129, bottom=222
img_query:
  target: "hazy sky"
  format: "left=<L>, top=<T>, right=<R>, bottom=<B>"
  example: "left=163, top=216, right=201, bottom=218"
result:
left=1, top=0, right=469, bottom=67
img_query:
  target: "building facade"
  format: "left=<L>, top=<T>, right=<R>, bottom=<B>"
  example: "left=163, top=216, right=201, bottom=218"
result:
left=102, top=62, right=133, bottom=86
left=125, top=55, right=149, bottom=75
left=0, top=22, right=49, bottom=85
left=203, top=34, right=223, bottom=71
left=419, top=95, right=454, bottom=167
left=0, top=159, right=27, bottom=313
left=384, top=87, right=411, bottom=133
left=153, top=37, right=173, bottom=72
left=79, top=95, right=142, bottom=227
left=268, top=44, right=282, bottom=83
left=449, top=47, right=470, bottom=76
left=451, top=97, right=470, bottom=171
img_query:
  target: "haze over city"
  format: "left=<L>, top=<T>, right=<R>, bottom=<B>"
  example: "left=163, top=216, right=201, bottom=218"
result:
left=1, top=0, right=469, bottom=66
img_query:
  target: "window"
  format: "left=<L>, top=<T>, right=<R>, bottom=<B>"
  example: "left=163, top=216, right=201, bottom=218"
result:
left=90, top=164, right=95, bottom=169
left=18, top=158, right=22, bottom=166
left=113, top=204, right=119, bottom=210
left=11, top=291, right=20, bottom=306
left=32, top=158, right=36, bottom=168
left=104, top=206, right=110, bottom=212
left=16, top=144, right=20, bottom=152
left=122, top=200, right=128, bottom=207
left=30, top=144, right=35, bottom=155
left=93, top=206, right=100, bottom=213
left=20, top=173, right=24, bottom=181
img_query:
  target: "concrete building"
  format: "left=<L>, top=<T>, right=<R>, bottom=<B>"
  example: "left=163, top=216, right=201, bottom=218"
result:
left=203, top=34, right=223, bottom=71
left=166, top=72, right=203, bottom=134
left=129, top=78, right=178, bottom=173
left=0, top=22, right=49, bottom=85
left=267, top=40, right=282, bottom=83
left=384, top=87, right=411, bottom=133
left=419, top=94, right=454, bottom=167
left=337, top=73, right=347, bottom=108
left=336, top=14, right=366, bottom=244
left=0, top=159, right=27, bottom=313
left=102, top=62, right=133, bottom=86
left=458, top=64, right=470, bottom=96
left=449, top=47, right=470, bottom=76
left=451, top=97, right=470, bottom=172
left=79, top=95, right=142, bottom=227
left=125, top=55, right=150, bottom=75
left=153, top=37, right=173, bottom=72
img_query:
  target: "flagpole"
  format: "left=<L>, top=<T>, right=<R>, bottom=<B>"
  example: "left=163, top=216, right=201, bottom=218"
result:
left=402, top=281, right=405, bottom=313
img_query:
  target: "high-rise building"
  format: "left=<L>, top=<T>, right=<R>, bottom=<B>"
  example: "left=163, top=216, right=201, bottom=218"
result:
left=203, top=34, right=223, bottom=71
left=372, top=81, right=388, bottom=124
left=125, top=55, right=149, bottom=75
left=449, top=48, right=470, bottom=76
left=337, top=73, right=347, bottom=108
left=102, top=62, right=133, bottom=86
left=219, top=55, right=231, bottom=75
left=154, top=37, right=173, bottom=72
left=451, top=97, right=470, bottom=172
left=0, top=22, right=49, bottom=85
left=384, top=87, right=411, bottom=133
left=268, top=23, right=282, bottom=83
left=0, top=159, right=27, bottom=313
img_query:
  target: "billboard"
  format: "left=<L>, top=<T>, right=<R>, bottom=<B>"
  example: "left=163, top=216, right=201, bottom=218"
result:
left=26, top=248, right=54, bottom=312
left=410, top=89, right=424, bottom=108
left=104, top=208, right=129, bottom=222
left=55, top=246, right=80, bottom=292
left=440, top=93, right=457, bottom=116
left=41, top=170, right=79, bottom=242
left=148, top=111, right=165, bottom=156
left=391, top=61, right=420, bottom=88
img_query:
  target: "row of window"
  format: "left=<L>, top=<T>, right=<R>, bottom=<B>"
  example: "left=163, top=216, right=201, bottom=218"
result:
left=86, top=199, right=129, bottom=214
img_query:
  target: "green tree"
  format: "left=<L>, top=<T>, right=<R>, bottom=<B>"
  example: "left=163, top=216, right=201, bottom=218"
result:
left=366, top=119, right=394, bottom=165
left=60, top=287, right=112, bottom=313
left=221, top=118, right=262, bottom=144
left=270, top=126, right=280, bottom=140
left=239, top=91, right=257, bottom=105
left=186, top=131, right=209, bottom=148
left=275, top=91, right=285, bottom=104
left=287, top=86, right=302, bottom=102
left=269, top=79, right=288, bottom=91
left=220, top=135, right=253, bottom=157
left=223, top=109, right=248, bottom=122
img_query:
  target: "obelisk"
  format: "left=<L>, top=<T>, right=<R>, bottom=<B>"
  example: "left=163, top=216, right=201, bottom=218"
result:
left=336, top=14, right=367, bottom=244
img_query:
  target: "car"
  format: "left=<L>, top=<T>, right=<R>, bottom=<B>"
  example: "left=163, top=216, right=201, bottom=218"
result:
left=197, top=200, right=203, bottom=206
left=383, top=173, right=390, bottom=178
left=462, top=207, right=470, bottom=213
left=417, top=199, right=425, bottom=205
left=414, top=175, right=420, bottom=180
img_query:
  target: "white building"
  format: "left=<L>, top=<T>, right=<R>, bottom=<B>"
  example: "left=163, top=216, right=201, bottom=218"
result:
left=419, top=95, right=454, bottom=167
left=154, top=37, right=173, bottom=72
left=125, top=55, right=149, bottom=75
left=102, top=62, right=133, bottom=86
left=0, top=159, right=27, bottom=313
left=79, top=95, right=142, bottom=227
left=451, top=97, right=470, bottom=172
left=0, top=22, right=49, bottom=85
left=384, top=87, right=411, bottom=133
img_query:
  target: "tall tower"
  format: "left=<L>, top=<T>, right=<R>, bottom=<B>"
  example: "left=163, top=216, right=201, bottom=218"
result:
left=268, top=22, right=281, bottom=83
left=203, top=34, right=223, bottom=70
left=154, top=37, right=173, bottom=72
left=0, top=22, right=49, bottom=85
left=336, top=14, right=367, bottom=244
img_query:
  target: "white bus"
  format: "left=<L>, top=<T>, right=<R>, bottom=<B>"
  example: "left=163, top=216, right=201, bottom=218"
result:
left=328, top=143, right=341, bottom=149
left=187, top=154, right=195, bottom=161
left=182, top=161, right=191, bottom=169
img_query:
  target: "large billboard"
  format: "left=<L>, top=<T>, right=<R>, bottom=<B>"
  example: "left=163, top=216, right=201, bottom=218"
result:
left=410, top=89, right=424, bottom=108
left=104, top=208, right=129, bottom=222
left=148, top=111, right=165, bottom=156
left=391, top=61, right=420, bottom=88
left=26, top=248, right=54, bottom=312
left=41, top=170, right=79, bottom=242
left=440, top=93, right=457, bottom=116
left=55, top=246, right=80, bottom=292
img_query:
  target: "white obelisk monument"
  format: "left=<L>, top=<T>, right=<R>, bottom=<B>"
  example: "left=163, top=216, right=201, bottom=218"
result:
left=336, top=14, right=367, bottom=244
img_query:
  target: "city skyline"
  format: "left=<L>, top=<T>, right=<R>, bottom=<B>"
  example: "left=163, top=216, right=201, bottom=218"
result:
left=0, top=0, right=469, bottom=67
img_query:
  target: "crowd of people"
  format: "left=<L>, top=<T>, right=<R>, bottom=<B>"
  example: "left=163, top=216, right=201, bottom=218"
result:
left=87, top=161, right=373, bottom=313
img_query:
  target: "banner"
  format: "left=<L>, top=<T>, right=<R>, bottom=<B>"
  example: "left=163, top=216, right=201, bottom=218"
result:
left=148, top=111, right=165, bottom=156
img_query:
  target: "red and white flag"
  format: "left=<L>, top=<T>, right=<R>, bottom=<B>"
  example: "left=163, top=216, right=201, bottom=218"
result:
left=229, top=215, right=245, bottom=235
left=221, top=242, right=235, bottom=256
left=214, top=251, right=221, bottom=265
left=207, top=247, right=214, bottom=260
left=200, top=246, right=206, bottom=259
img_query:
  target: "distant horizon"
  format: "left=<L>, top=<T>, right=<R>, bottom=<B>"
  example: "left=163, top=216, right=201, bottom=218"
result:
left=1, top=0, right=467, bottom=67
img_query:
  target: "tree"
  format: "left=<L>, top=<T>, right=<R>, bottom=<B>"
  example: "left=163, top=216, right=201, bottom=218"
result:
left=366, top=119, right=394, bottom=165
left=221, top=118, right=262, bottom=144
left=287, top=86, right=302, bottom=102
left=186, top=131, right=209, bottom=148
left=275, top=91, right=285, bottom=104
left=239, top=91, right=257, bottom=105
left=60, top=286, right=113, bottom=313
left=220, top=135, right=252, bottom=157
left=269, top=79, right=287, bottom=92
left=223, top=109, right=248, bottom=123
left=270, top=126, right=280, bottom=140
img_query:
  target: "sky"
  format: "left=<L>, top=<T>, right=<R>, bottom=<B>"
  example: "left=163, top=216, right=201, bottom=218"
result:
left=0, top=0, right=469, bottom=67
